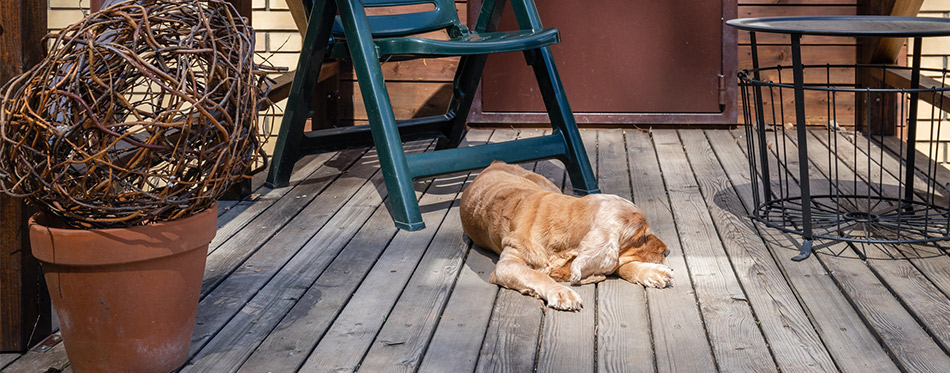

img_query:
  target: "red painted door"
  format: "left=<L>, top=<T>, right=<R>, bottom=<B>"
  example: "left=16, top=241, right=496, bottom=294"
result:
left=472, top=0, right=736, bottom=124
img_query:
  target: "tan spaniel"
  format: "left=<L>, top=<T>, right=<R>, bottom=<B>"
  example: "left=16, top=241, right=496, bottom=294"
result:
left=460, top=161, right=672, bottom=311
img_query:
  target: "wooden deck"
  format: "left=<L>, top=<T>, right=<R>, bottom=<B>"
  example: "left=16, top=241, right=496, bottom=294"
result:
left=4, top=128, right=950, bottom=372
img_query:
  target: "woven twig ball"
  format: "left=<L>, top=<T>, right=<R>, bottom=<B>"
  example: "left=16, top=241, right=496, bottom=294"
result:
left=0, top=0, right=270, bottom=228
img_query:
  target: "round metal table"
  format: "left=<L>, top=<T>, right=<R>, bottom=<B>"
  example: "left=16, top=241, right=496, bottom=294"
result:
left=727, top=16, right=950, bottom=260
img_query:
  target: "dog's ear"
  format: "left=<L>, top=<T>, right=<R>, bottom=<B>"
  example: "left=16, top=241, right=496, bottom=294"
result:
left=618, top=213, right=668, bottom=264
left=619, top=212, right=650, bottom=247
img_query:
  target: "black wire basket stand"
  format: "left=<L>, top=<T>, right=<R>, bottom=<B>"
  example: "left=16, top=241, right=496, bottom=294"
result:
left=739, top=63, right=950, bottom=260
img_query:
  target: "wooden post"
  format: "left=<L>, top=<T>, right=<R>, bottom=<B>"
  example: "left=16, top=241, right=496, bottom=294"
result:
left=226, top=0, right=253, bottom=21
left=218, top=0, right=256, bottom=199
left=0, top=0, right=51, bottom=352
left=91, top=0, right=124, bottom=11
left=286, top=0, right=310, bottom=34
left=857, top=0, right=923, bottom=135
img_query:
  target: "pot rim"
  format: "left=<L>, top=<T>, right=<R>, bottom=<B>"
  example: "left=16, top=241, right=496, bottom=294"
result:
left=29, top=203, right=218, bottom=266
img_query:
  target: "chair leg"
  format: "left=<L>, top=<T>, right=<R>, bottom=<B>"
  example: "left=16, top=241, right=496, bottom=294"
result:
left=436, top=54, right=488, bottom=150
left=338, top=0, right=424, bottom=230
left=438, top=0, right=507, bottom=150
left=528, top=47, right=600, bottom=195
left=266, top=0, right=337, bottom=188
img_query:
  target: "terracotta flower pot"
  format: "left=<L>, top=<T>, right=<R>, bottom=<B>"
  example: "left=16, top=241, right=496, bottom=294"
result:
left=28, top=204, right=217, bottom=373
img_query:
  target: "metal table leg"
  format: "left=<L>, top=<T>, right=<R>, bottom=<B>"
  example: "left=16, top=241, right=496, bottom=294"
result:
left=790, top=33, right=814, bottom=261
left=903, top=37, right=924, bottom=205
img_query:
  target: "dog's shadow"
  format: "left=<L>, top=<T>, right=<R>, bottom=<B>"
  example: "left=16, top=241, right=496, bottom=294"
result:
left=464, top=240, right=499, bottom=284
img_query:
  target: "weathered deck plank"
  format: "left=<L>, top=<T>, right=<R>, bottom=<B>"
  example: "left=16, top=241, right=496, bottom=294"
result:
left=652, top=129, right=775, bottom=372
left=210, top=151, right=345, bottom=253
left=879, top=135, right=950, bottom=194
left=536, top=285, right=596, bottom=373
left=717, top=129, right=899, bottom=373
left=295, top=131, right=501, bottom=372
left=0, top=354, right=17, bottom=370
left=861, top=252, right=950, bottom=350
left=200, top=147, right=368, bottom=295
left=357, top=136, right=505, bottom=371
left=679, top=130, right=837, bottom=372
left=596, top=278, right=651, bottom=373
left=819, top=253, right=950, bottom=371
left=475, top=128, right=563, bottom=372
left=0, top=335, right=68, bottom=373
left=595, top=129, right=653, bottom=373
left=415, top=129, right=554, bottom=373
left=906, top=252, right=950, bottom=306
left=415, top=242, right=498, bottom=373
left=474, top=289, right=544, bottom=373
left=182, top=143, right=412, bottom=370
left=784, top=130, right=950, bottom=371
left=184, top=150, right=392, bottom=370
left=234, top=181, right=407, bottom=372
left=535, top=130, right=599, bottom=372
left=624, top=130, right=717, bottom=373
left=806, top=130, right=950, bottom=355
left=292, top=191, right=456, bottom=371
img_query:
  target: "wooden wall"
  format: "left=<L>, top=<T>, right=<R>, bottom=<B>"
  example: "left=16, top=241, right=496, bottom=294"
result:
left=1, top=0, right=50, bottom=352
left=42, top=1, right=950, bottom=164
left=336, top=1, right=467, bottom=127
left=343, top=0, right=861, bottom=128
left=737, top=0, right=860, bottom=127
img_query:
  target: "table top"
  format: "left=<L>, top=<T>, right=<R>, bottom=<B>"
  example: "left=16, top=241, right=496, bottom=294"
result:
left=727, top=16, right=950, bottom=37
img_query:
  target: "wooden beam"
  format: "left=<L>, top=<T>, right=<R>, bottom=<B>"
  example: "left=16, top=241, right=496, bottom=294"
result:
left=274, top=1, right=342, bottom=131
left=0, top=0, right=51, bottom=352
left=91, top=0, right=122, bottom=12
left=857, top=0, right=925, bottom=135
left=872, top=0, right=925, bottom=63
left=285, top=0, right=310, bottom=35
left=870, top=69, right=950, bottom=113
left=267, top=61, right=340, bottom=104
left=225, top=0, right=253, bottom=21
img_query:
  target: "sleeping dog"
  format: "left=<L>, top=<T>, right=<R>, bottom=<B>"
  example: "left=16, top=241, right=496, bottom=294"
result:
left=460, top=161, right=672, bottom=311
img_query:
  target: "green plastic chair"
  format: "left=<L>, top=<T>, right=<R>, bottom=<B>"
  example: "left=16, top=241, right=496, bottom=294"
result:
left=268, top=0, right=599, bottom=230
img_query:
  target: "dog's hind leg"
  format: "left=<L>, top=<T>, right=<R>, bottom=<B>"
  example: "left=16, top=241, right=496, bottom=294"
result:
left=490, top=251, right=583, bottom=311
left=617, top=262, right=673, bottom=288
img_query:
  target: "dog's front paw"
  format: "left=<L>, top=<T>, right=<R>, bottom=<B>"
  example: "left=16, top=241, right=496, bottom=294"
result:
left=545, top=285, right=582, bottom=311
left=639, top=264, right=673, bottom=288
left=619, top=262, right=674, bottom=288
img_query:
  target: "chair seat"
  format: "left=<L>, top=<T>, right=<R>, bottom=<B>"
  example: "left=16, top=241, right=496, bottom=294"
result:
left=332, top=28, right=561, bottom=58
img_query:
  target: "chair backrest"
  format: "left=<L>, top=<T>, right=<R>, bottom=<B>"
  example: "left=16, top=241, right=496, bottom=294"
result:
left=346, top=0, right=462, bottom=37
